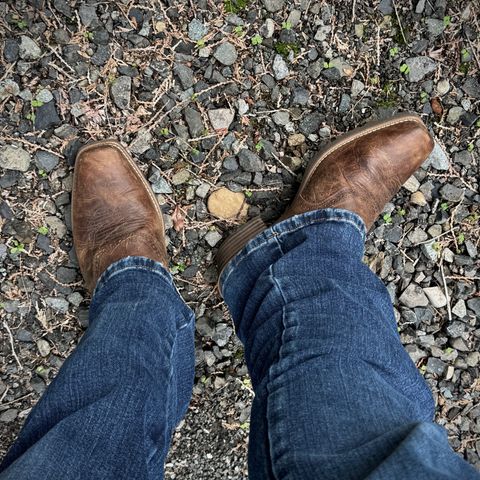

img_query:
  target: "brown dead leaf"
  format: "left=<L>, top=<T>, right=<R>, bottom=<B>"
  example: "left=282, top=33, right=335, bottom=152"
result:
left=431, top=97, right=443, bottom=117
left=172, top=205, right=191, bottom=232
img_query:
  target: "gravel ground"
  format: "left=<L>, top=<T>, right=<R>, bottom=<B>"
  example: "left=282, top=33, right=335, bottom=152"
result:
left=0, top=0, right=479, bottom=477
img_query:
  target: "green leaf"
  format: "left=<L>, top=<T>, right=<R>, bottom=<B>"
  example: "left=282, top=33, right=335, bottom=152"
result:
left=170, top=263, right=186, bottom=274
left=440, top=202, right=449, bottom=211
left=255, top=141, right=263, bottom=152
left=240, top=422, right=250, bottom=430
left=31, top=99, right=44, bottom=108
left=234, top=25, right=244, bottom=36
left=275, top=41, right=299, bottom=56
left=281, top=21, right=292, bottom=30
left=251, top=34, right=263, bottom=46
left=383, top=213, right=392, bottom=224
left=244, top=190, right=253, bottom=198
left=457, top=232, right=465, bottom=245
left=399, top=63, right=410, bottom=74
left=443, top=15, right=451, bottom=27
left=389, top=46, right=399, bottom=57
left=37, top=226, right=49, bottom=235
left=10, top=240, right=26, bottom=255
left=224, top=0, right=248, bottom=13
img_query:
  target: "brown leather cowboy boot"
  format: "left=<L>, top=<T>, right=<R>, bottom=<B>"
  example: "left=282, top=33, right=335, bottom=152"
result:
left=215, top=113, right=434, bottom=276
left=72, top=141, right=168, bottom=292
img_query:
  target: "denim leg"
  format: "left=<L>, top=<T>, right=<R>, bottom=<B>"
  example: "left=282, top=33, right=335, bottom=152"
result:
left=0, top=257, right=195, bottom=480
left=221, top=209, right=479, bottom=480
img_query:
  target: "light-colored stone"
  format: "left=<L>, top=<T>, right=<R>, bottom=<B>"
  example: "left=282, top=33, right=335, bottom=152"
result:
left=410, top=191, right=427, bottom=206
left=466, top=352, right=480, bottom=367
left=405, top=56, right=437, bottom=83
left=46, top=296, right=69, bottom=314
left=45, top=216, right=67, bottom=239
left=0, top=80, right=20, bottom=101
left=36, top=339, right=51, bottom=357
left=110, top=76, right=131, bottom=109
left=130, top=129, right=152, bottom=154
left=288, top=133, right=305, bottom=146
left=447, top=106, right=464, bottom=125
left=351, top=79, right=365, bottom=97
left=422, top=240, right=439, bottom=262
left=408, top=228, right=428, bottom=244
left=207, top=187, right=248, bottom=219
left=213, top=42, right=237, bottom=66
left=272, top=111, right=290, bottom=126
left=171, top=169, right=190, bottom=185
left=403, top=175, right=420, bottom=193
left=204, top=230, right=223, bottom=247
left=195, top=183, right=210, bottom=199
left=314, top=25, right=331, bottom=42
left=0, top=409, right=18, bottom=423
left=0, top=145, right=31, bottom=172
left=262, top=0, right=285, bottom=12
left=237, top=99, right=249, bottom=115
left=208, top=109, right=235, bottom=131
left=436, top=79, right=450, bottom=96
left=426, top=226, right=441, bottom=239
left=399, top=283, right=429, bottom=308
left=36, top=89, right=53, bottom=103
left=262, top=18, right=275, bottom=38
left=452, top=299, right=467, bottom=318
left=273, top=54, right=289, bottom=80
left=19, top=35, right=42, bottom=60
left=423, top=142, right=449, bottom=171
left=423, top=286, right=447, bottom=308
left=443, top=248, right=454, bottom=263
left=286, top=9, right=301, bottom=27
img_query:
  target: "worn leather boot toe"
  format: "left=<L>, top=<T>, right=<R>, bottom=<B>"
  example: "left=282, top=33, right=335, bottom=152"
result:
left=72, top=141, right=168, bottom=292
left=216, top=113, right=434, bottom=277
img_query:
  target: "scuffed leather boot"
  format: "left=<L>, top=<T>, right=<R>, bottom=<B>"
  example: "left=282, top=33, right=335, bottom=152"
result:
left=72, top=141, right=168, bottom=292
left=216, top=113, right=434, bottom=276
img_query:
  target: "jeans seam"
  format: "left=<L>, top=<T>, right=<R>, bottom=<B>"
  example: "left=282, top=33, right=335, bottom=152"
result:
left=274, top=235, right=285, bottom=256
left=95, top=265, right=171, bottom=296
left=267, top=272, right=289, bottom=480
left=222, top=216, right=364, bottom=292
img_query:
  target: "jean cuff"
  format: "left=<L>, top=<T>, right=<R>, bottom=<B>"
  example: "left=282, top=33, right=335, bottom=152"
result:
left=219, top=208, right=366, bottom=291
left=93, top=256, right=173, bottom=297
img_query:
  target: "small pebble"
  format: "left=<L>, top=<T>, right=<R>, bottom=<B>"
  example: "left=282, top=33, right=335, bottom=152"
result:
left=410, top=191, right=427, bottom=206
left=36, top=339, right=51, bottom=357
left=403, top=175, right=420, bottom=193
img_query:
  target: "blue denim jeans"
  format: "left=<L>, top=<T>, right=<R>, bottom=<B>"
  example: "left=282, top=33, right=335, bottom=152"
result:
left=1, top=209, right=478, bottom=479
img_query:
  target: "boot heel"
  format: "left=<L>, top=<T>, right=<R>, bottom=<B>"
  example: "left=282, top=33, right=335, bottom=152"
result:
left=215, top=216, right=267, bottom=275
